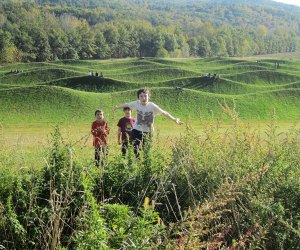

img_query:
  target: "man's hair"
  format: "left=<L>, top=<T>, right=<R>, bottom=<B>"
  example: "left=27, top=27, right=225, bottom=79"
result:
left=95, top=109, right=103, bottom=116
left=123, top=107, right=131, bottom=111
left=137, top=88, right=150, bottom=98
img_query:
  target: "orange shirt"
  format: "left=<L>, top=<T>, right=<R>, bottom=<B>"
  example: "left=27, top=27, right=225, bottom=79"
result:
left=91, top=120, right=109, bottom=147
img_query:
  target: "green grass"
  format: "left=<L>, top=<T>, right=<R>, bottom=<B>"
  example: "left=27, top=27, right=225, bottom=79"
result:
left=0, top=85, right=112, bottom=124
left=1, top=85, right=299, bottom=128
left=1, top=54, right=300, bottom=249
left=241, top=52, right=300, bottom=60
left=1, top=56, right=300, bottom=126
left=225, top=70, right=300, bottom=85
left=0, top=68, right=82, bottom=85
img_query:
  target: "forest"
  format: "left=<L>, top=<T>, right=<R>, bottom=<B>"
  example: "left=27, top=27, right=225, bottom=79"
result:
left=0, top=0, right=299, bottom=63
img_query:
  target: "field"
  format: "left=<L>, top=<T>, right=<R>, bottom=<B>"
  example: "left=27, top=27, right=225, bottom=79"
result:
left=1, top=57, right=300, bottom=124
left=1, top=57, right=300, bottom=165
left=1, top=56, right=300, bottom=249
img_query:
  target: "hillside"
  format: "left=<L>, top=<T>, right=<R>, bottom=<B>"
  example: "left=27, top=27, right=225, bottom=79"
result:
left=35, top=0, right=300, bottom=28
left=1, top=57, right=300, bottom=124
left=1, top=57, right=300, bottom=250
left=0, top=0, right=299, bottom=63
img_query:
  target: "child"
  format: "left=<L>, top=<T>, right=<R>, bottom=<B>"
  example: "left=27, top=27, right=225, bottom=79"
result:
left=91, top=110, right=110, bottom=166
left=117, top=107, right=135, bottom=156
left=113, top=88, right=183, bottom=157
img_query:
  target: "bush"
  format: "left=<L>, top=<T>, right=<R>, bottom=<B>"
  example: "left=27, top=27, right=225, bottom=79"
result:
left=1, top=121, right=300, bottom=249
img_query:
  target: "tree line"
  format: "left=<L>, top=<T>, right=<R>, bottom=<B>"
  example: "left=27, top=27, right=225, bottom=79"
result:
left=0, top=0, right=299, bottom=63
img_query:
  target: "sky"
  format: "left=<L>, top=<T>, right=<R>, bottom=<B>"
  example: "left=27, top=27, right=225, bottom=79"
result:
left=273, top=0, right=300, bottom=7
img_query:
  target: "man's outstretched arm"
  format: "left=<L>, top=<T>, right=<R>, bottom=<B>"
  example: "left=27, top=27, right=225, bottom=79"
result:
left=162, top=111, right=184, bottom=125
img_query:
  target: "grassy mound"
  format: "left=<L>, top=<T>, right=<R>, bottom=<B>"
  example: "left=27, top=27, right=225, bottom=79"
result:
left=0, top=57, right=300, bottom=124
left=47, top=76, right=142, bottom=92
left=0, top=86, right=105, bottom=124
left=0, top=68, right=82, bottom=85
left=106, top=68, right=199, bottom=83
left=225, top=70, right=300, bottom=85
left=1, top=85, right=300, bottom=125
left=0, top=62, right=53, bottom=74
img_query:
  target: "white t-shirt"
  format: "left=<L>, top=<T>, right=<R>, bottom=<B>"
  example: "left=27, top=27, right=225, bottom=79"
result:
left=126, top=101, right=165, bottom=132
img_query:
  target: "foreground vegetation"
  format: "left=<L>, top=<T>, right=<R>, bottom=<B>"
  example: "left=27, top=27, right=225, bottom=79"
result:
left=1, top=114, right=300, bottom=249
left=1, top=56, right=300, bottom=249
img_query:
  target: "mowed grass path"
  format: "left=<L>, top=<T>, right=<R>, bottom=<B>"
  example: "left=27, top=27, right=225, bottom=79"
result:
left=1, top=56, right=300, bottom=165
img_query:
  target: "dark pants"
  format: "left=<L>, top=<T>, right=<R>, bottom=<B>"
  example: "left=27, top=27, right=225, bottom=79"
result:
left=121, top=141, right=129, bottom=156
left=95, top=146, right=107, bottom=167
left=130, top=129, right=150, bottom=158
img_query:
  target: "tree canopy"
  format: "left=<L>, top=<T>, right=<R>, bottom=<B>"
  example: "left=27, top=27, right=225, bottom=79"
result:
left=0, top=0, right=299, bottom=63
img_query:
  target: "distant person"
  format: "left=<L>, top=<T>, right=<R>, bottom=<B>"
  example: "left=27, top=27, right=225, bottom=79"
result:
left=91, top=110, right=110, bottom=166
left=95, top=72, right=99, bottom=77
left=100, top=72, right=103, bottom=78
left=175, top=86, right=183, bottom=91
left=113, top=88, right=184, bottom=158
left=117, top=107, right=135, bottom=156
